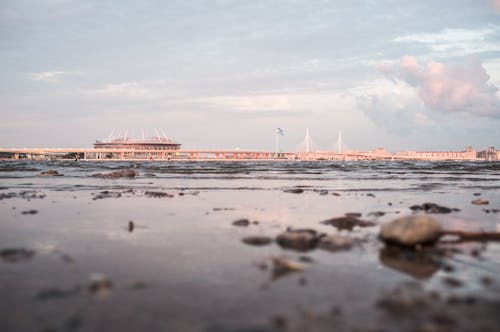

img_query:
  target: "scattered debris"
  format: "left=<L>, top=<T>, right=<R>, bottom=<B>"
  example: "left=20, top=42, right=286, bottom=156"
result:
left=276, top=228, right=320, bottom=251
left=439, top=230, right=500, bottom=242
left=471, top=198, right=489, bottom=205
left=242, top=236, right=273, bottom=246
left=1, top=248, right=35, bottom=263
left=232, top=219, right=250, bottom=227
left=379, top=215, right=442, bottom=246
left=321, top=216, right=375, bottom=231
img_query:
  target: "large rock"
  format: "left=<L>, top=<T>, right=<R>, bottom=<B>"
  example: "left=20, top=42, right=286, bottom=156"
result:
left=379, top=215, right=442, bottom=246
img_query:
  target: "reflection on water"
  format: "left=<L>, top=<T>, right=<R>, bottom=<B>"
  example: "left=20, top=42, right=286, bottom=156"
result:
left=379, top=246, right=440, bottom=280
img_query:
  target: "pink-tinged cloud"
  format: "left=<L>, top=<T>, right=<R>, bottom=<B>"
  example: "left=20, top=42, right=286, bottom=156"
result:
left=492, top=0, right=500, bottom=14
left=388, top=56, right=500, bottom=117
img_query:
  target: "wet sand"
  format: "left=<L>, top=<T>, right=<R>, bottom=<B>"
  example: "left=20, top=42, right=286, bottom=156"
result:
left=0, top=161, right=499, bottom=332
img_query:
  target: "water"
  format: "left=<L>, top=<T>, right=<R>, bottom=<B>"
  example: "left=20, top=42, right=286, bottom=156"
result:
left=0, top=160, right=499, bottom=332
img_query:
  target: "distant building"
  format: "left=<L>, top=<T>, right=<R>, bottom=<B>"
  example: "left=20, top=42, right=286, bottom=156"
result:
left=94, top=136, right=181, bottom=150
left=396, top=146, right=477, bottom=160
left=477, top=147, right=499, bottom=161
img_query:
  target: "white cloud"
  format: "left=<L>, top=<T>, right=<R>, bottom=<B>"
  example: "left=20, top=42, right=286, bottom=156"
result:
left=394, top=26, right=500, bottom=57
left=83, top=82, right=163, bottom=101
left=30, top=71, right=66, bottom=82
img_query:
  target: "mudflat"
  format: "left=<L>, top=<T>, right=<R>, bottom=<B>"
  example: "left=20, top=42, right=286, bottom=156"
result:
left=0, top=160, right=499, bottom=332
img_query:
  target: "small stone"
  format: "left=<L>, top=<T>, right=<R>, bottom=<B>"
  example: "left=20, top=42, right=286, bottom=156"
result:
left=39, top=170, right=63, bottom=176
left=332, top=192, right=341, bottom=196
left=345, top=212, right=362, bottom=218
left=1, top=248, right=35, bottom=263
left=366, top=193, right=376, bottom=198
left=283, top=188, right=304, bottom=194
left=88, top=273, right=113, bottom=294
left=379, top=215, right=442, bottom=246
left=145, top=191, right=174, bottom=198
left=368, top=211, right=386, bottom=217
left=232, top=218, right=250, bottom=227
left=21, top=209, right=38, bottom=215
left=471, top=198, right=489, bottom=205
left=442, top=276, right=463, bottom=288
left=321, top=216, right=375, bottom=231
left=318, top=235, right=353, bottom=252
left=128, top=221, right=134, bottom=232
left=276, top=229, right=319, bottom=251
left=473, top=192, right=481, bottom=196
left=242, top=236, right=273, bottom=246
left=409, top=203, right=455, bottom=214
left=93, top=169, right=137, bottom=178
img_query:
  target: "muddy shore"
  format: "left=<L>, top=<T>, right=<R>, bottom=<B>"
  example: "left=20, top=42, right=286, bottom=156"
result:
left=0, top=161, right=499, bottom=332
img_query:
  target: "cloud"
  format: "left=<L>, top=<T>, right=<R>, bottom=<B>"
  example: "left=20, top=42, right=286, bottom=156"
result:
left=383, top=56, right=500, bottom=117
left=492, top=0, right=500, bottom=14
left=31, top=71, right=65, bottom=82
left=393, top=27, right=500, bottom=57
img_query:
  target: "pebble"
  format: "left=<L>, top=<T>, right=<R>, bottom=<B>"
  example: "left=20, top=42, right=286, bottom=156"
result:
left=39, top=170, right=63, bottom=176
left=283, top=188, right=304, bottom=194
left=317, top=235, right=353, bottom=252
left=471, top=198, right=489, bottom=205
left=321, top=216, right=375, bottom=231
left=241, top=236, right=273, bottom=246
left=276, top=229, right=320, bottom=251
left=145, top=191, right=174, bottom=198
left=21, top=209, right=38, bottom=215
left=93, top=169, right=137, bottom=178
left=88, top=273, right=113, bottom=294
left=232, top=219, right=250, bottom=227
left=379, top=215, right=442, bottom=246
left=1, top=248, right=35, bottom=263
left=409, top=202, right=456, bottom=214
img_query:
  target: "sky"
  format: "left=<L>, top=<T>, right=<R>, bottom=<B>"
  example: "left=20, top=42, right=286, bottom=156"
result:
left=1, top=0, right=499, bottom=152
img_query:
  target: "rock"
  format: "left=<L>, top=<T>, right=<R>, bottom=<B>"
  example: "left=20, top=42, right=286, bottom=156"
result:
left=368, top=211, right=386, bottom=217
left=1, top=248, right=35, bottom=263
left=345, top=212, right=362, bottom=218
left=318, top=235, right=353, bottom=252
left=145, top=191, right=174, bottom=198
left=128, top=221, right=134, bottom=232
left=321, top=216, right=375, bottom=231
left=471, top=198, right=489, bottom=205
left=283, top=188, right=304, bottom=194
left=93, top=169, right=137, bottom=178
left=88, top=273, right=113, bottom=294
left=409, top=202, right=456, bottom=214
left=92, top=190, right=122, bottom=200
left=366, top=193, right=376, bottom=198
left=39, top=170, right=63, bottom=176
left=21, top=209, right=38, bottom=215
left=276, top=228, right=320, bottom=251
left=232, top=218, right=250, bottom=227
left=271, top=256, right=306, bottom=280
left=332, top=192, right=341, bottom=196
left=379, top=215, right=442, bottom=246
left=242, top=236, right=273, bottom=246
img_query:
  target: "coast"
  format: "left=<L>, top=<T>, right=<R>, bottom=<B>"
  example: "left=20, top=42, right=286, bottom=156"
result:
left=0, top=160, right=499, bottom=332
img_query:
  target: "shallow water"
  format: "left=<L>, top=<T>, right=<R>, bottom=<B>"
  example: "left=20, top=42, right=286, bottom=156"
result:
left=0, top=160, right=499, bottom=332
